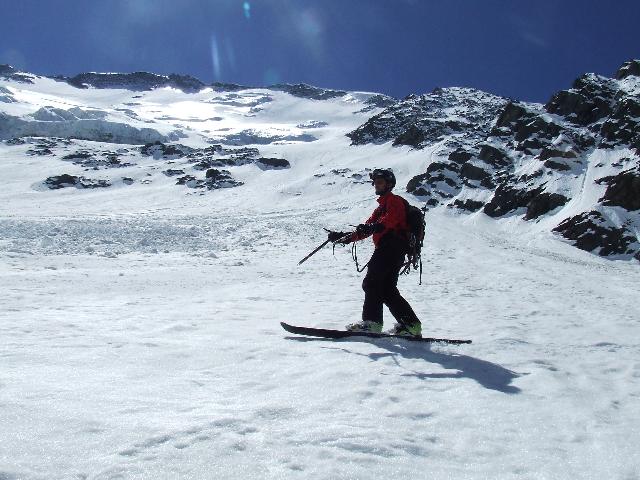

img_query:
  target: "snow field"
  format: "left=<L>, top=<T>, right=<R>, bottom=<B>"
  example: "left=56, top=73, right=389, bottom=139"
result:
left=1, top=70, right=639, bottom=479
left=1, top=210, right=639, bottom=479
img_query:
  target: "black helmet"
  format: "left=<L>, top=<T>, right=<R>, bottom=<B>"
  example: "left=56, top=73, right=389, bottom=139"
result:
left=369, top=168, right=396, bottom=189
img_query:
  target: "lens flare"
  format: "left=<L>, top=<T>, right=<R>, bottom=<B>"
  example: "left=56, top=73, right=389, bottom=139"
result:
left=243, top=2, right=251, bottom=19
left=210, top=35, right=222, bottom=80
left=297, top=9, right=322, bottom=37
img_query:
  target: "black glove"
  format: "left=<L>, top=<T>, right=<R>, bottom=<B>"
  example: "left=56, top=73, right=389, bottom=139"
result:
left=356, top=223, right=382, bottom=236
left=327, top=231, right=351, bottom=243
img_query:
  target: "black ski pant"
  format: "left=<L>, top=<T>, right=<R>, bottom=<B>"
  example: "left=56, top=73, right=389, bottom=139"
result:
left=361, top=237, right=420, bottom=326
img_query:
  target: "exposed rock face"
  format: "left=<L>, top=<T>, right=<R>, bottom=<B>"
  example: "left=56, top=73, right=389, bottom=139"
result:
left=524, top=192, right=569, bottom=220
left=0, top=86, right=16, bottom=103
left=448, top=149, right=473, bottom=164
left=357, top=60, right=640, bottom=260
left=186, top=144, right=265, bottom=169
left=44, top=174, right=111, bottom=190
left=204, top=169, right=243, bottom=189
left=141, top=141, right=194, bottom=159
left=62, top=150, right=131, bottom=170
left=220, top=129, right=316, bottom=146
left=210, top=82, right=251, bottom=92
left=600, top=97, right=640, bottom=149
left=363, top=94, right=396, bottom=109
left=460, top=163, right=494, bottom=188
left=484, top=185, right=543, bottom=218
left=406, top=173, right=430, bottom=196
left=163, top=169, right=186, bottom=177
left=296, top=120, right=328, bottom=129
left=59, top=72, right=207, bottom=93
left=478, top=145, right=511, bottom=168
left=451, top=199, right=484, bottom=212
left=268, top=83, right=347, bottom=100
left=553, top=211, right=638, bottom=257
left=347, top=87, right=508, bottom=148
left=596, top=170, right=640, bottom=211
left=0, top=64, right=34, bottom=83
left=392, top=124, right=427, bottom=147
left=255, top=157, right=290, bottom=170
left=545, top=74, right=618, bottom=126
left=616, top=60, right=640, bottom=80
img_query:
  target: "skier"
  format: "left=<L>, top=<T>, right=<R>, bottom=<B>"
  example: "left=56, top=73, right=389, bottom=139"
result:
left=328, top=168, right=422, bottom=337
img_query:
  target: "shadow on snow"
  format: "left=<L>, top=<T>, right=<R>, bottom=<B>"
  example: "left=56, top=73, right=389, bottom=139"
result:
left=285, top=336, right=521, bottom=394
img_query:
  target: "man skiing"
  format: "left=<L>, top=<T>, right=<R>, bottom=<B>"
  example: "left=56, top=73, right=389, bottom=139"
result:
left=328, top=168, right=422, bottom=337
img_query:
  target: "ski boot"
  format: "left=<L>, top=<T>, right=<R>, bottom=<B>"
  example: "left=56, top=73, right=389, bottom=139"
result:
left=345, top=320, right=383, bottom=334
left=387, top=321, right=422, bottom=337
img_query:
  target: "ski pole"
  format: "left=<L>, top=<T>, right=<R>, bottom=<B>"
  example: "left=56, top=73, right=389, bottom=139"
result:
left=298, top=238, right=331, bottom=265
left=298, top=230, right=353, bottom=266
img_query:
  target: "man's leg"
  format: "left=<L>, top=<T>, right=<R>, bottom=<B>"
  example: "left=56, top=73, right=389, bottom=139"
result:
left=382, top=253, right=421, bottom=327
left=361, top=248, right=390, bottom=324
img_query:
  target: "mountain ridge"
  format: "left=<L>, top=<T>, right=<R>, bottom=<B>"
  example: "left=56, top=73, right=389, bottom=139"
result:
left=1, top=60, right=639, bottom=261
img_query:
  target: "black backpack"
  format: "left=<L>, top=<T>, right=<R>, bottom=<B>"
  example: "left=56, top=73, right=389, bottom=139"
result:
left=399, top=197, right=426, bottom=281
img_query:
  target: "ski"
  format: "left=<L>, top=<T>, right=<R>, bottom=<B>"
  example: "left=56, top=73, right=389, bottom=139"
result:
left=281, top=322, right=471, bottom=345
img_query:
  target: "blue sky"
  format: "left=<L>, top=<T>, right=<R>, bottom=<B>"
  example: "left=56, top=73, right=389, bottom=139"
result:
left=1, top=0, right=638, bottom=102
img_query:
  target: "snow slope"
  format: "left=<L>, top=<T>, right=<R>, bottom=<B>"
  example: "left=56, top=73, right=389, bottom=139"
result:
left=1, top=69, right=639, bottom=479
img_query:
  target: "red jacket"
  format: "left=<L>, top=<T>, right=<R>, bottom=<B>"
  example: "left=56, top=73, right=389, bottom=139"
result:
left=352, top=192, right=408, bottom=247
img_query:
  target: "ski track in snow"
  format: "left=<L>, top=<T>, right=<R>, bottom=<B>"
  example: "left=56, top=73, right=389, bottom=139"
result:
left=1, top=211, right=639, bottom=480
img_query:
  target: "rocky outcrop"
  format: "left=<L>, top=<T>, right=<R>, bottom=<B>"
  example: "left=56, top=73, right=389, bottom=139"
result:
left=62, top=150, right=131, bottom=169
left=347, top=87, right=508, bottom=148
left=176, top=169, right=243, bottom=190
left=596, top=170, right=640, bottom=211
left=268, top=83, right=347, bottom=100
left=350, top=60, right=640, bottom=260
left=210, top=82, right=251, bottom=92
left=484, top=185, right=542, bottom=218
left=220, top=129, right=316, bottom=146
left=524, top=192, right=569, bottom=220
left=484, top=185, right=568, bottom=220
left=0, top=64, right=34, bottom=83
left=43, top=174, right=111, bottom=190
left=296, top=120, right=328, bottom=129
left=59, top=72, right=207, bottom=93
left=545, top=73, right=618, bottom=126
left=553, top=211, right=638, bottom=257
left=451, top=199, right=484, bottom=212
left=615, top=60, right=640, bottom=80
left=255, top=157, right=290, bottom=170
left=600, top=97, right=640, bottom=149
left=392, top=124, right=427, bottom=147
left=141, top=141, right=194, bottom=159
left=406, top=173, right=430, bottom=196
left=493, top=102, right=580, bottom=155
left=356, top=94, right=397, bottom=113
left=205, top=169, right=243, bottom=189
left=162, top=169, right=186, bottom=177
left=0, top=86, right=16, bottom=103
left=478, top=144, right=511, bottom=168
left=460, top=163, right=494, bottom=188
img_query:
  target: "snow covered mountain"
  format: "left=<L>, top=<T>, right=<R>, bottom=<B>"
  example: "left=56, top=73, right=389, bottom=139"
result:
left=2, top=62, right=640, bottom=479
left=348, top=61, right=640, bottom=261
left=2, top=61, right=639, bottom=260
